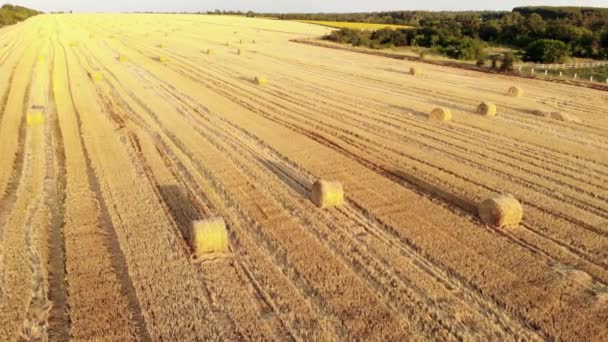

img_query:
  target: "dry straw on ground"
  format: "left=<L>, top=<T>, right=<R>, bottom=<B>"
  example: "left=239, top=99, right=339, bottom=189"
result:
left=191, top=218, right=229, bottom=257
left=310, top=180, right=344, bottom=208
left=507, top=86, right=523, bottom=97
left=478, top=194, right=523, bottom=227
left=478, top=102, right=497, bottom=116
left=550, top=112, right=581, bottom=123
left=410, top=67, right=422, bottom=76
left=429, top=107, right=452, bottom=121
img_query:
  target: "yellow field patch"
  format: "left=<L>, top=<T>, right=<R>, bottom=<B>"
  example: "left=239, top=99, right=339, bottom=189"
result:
left=298, top=20, right=412, bottom=30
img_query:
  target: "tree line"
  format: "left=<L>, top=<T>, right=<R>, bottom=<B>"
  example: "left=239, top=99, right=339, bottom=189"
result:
left=240, top=7, right=608, bottom=63
left=0, top=4, right=40, bottom=28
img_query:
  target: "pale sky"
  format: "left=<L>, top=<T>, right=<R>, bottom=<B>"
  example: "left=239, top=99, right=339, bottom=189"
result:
left=9, top=0, right=608, bottom=13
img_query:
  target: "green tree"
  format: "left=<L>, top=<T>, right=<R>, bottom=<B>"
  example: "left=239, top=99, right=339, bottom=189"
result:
left=526, top=13, right=547, bottom=38
left=442, top=37, right=486, bottom=60
left=479, top=20, right=501, bottom=41
left=500, top=52, right=515, bottom=72
left=524, top=39, right=571, bottom=63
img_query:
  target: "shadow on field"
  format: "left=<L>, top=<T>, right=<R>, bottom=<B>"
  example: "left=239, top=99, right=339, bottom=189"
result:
left=429, top=99, right=475, bottom=114
left=386, top=167, right=479, bottom=215
left=238, top=76, right=259, bottom=85
left=158, top=184, right=202, bottom=241
left=258, top=158, right=311, bottom=199
left=388, top=105, right=429, bottom=119
left=375, top=66, right=413, bottom=75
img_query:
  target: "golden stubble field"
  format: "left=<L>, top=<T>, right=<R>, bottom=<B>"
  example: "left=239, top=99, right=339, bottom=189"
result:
left=0, top=13, right=607, bottom=341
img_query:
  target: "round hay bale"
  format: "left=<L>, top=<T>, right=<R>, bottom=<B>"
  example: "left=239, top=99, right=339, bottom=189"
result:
left=158, top=56, right=169, bottom=63
left=311, top=180, right=344, bottom=208
left=429, top=107, right=452, bottom=122
left=237, top=49, right=243, bottom=55
left=507, top=86, right=523, bottom=97
left=254, top=76, right=268, bottom=85
left=205, top=49, right=213, bottom=55
left=89, top=71, right=104, bottom=81
left=410, top=67, right=422, bottom=76
left=190, top=218, right=229, bottom=257
left=478, top=194, right=523, bottom=227
left=477, top=102, right=497, bottom=116
left=225, top=41, right=231, bottom=46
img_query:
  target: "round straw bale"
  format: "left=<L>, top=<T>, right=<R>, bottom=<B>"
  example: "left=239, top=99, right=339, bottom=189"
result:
left=477, top=102, right=497, bottom=116
left=89, top=71, right=104, bottom=81
left=478, top=194, right=523, bottom=227
left=311, top=180, right=344, bottom=208
left=410, top=67, right=422, bottom=76
left=204, top=49, right=213, bottom=55
left=507, top=86, right=523, bottom=97
left=429, top=107, right=452, bottom=121
left=191, top=218, right=229, bottom=257
left=254, top=76, right=268, bottom=85
left=237, top=49, right=243, bottom=55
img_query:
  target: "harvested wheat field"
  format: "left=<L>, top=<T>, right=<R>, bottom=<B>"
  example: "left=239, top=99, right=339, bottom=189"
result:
left=1, top=13, right=608, bottom=341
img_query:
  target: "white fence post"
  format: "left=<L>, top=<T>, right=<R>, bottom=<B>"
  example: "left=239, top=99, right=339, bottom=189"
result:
left=574, top=73, right=578, bottom=80
left=590, top=76, right=594, bottom=82
left=544, top=70, right=548, bottom=76
left=531, top=68, right=535, bottom=74
left=559, top=71, right=563, bottom=77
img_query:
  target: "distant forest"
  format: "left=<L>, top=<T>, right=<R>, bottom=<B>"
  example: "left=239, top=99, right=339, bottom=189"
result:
left=209, top=7, right=608, bottom=62
left=0, top=4, right=39, bottom=27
